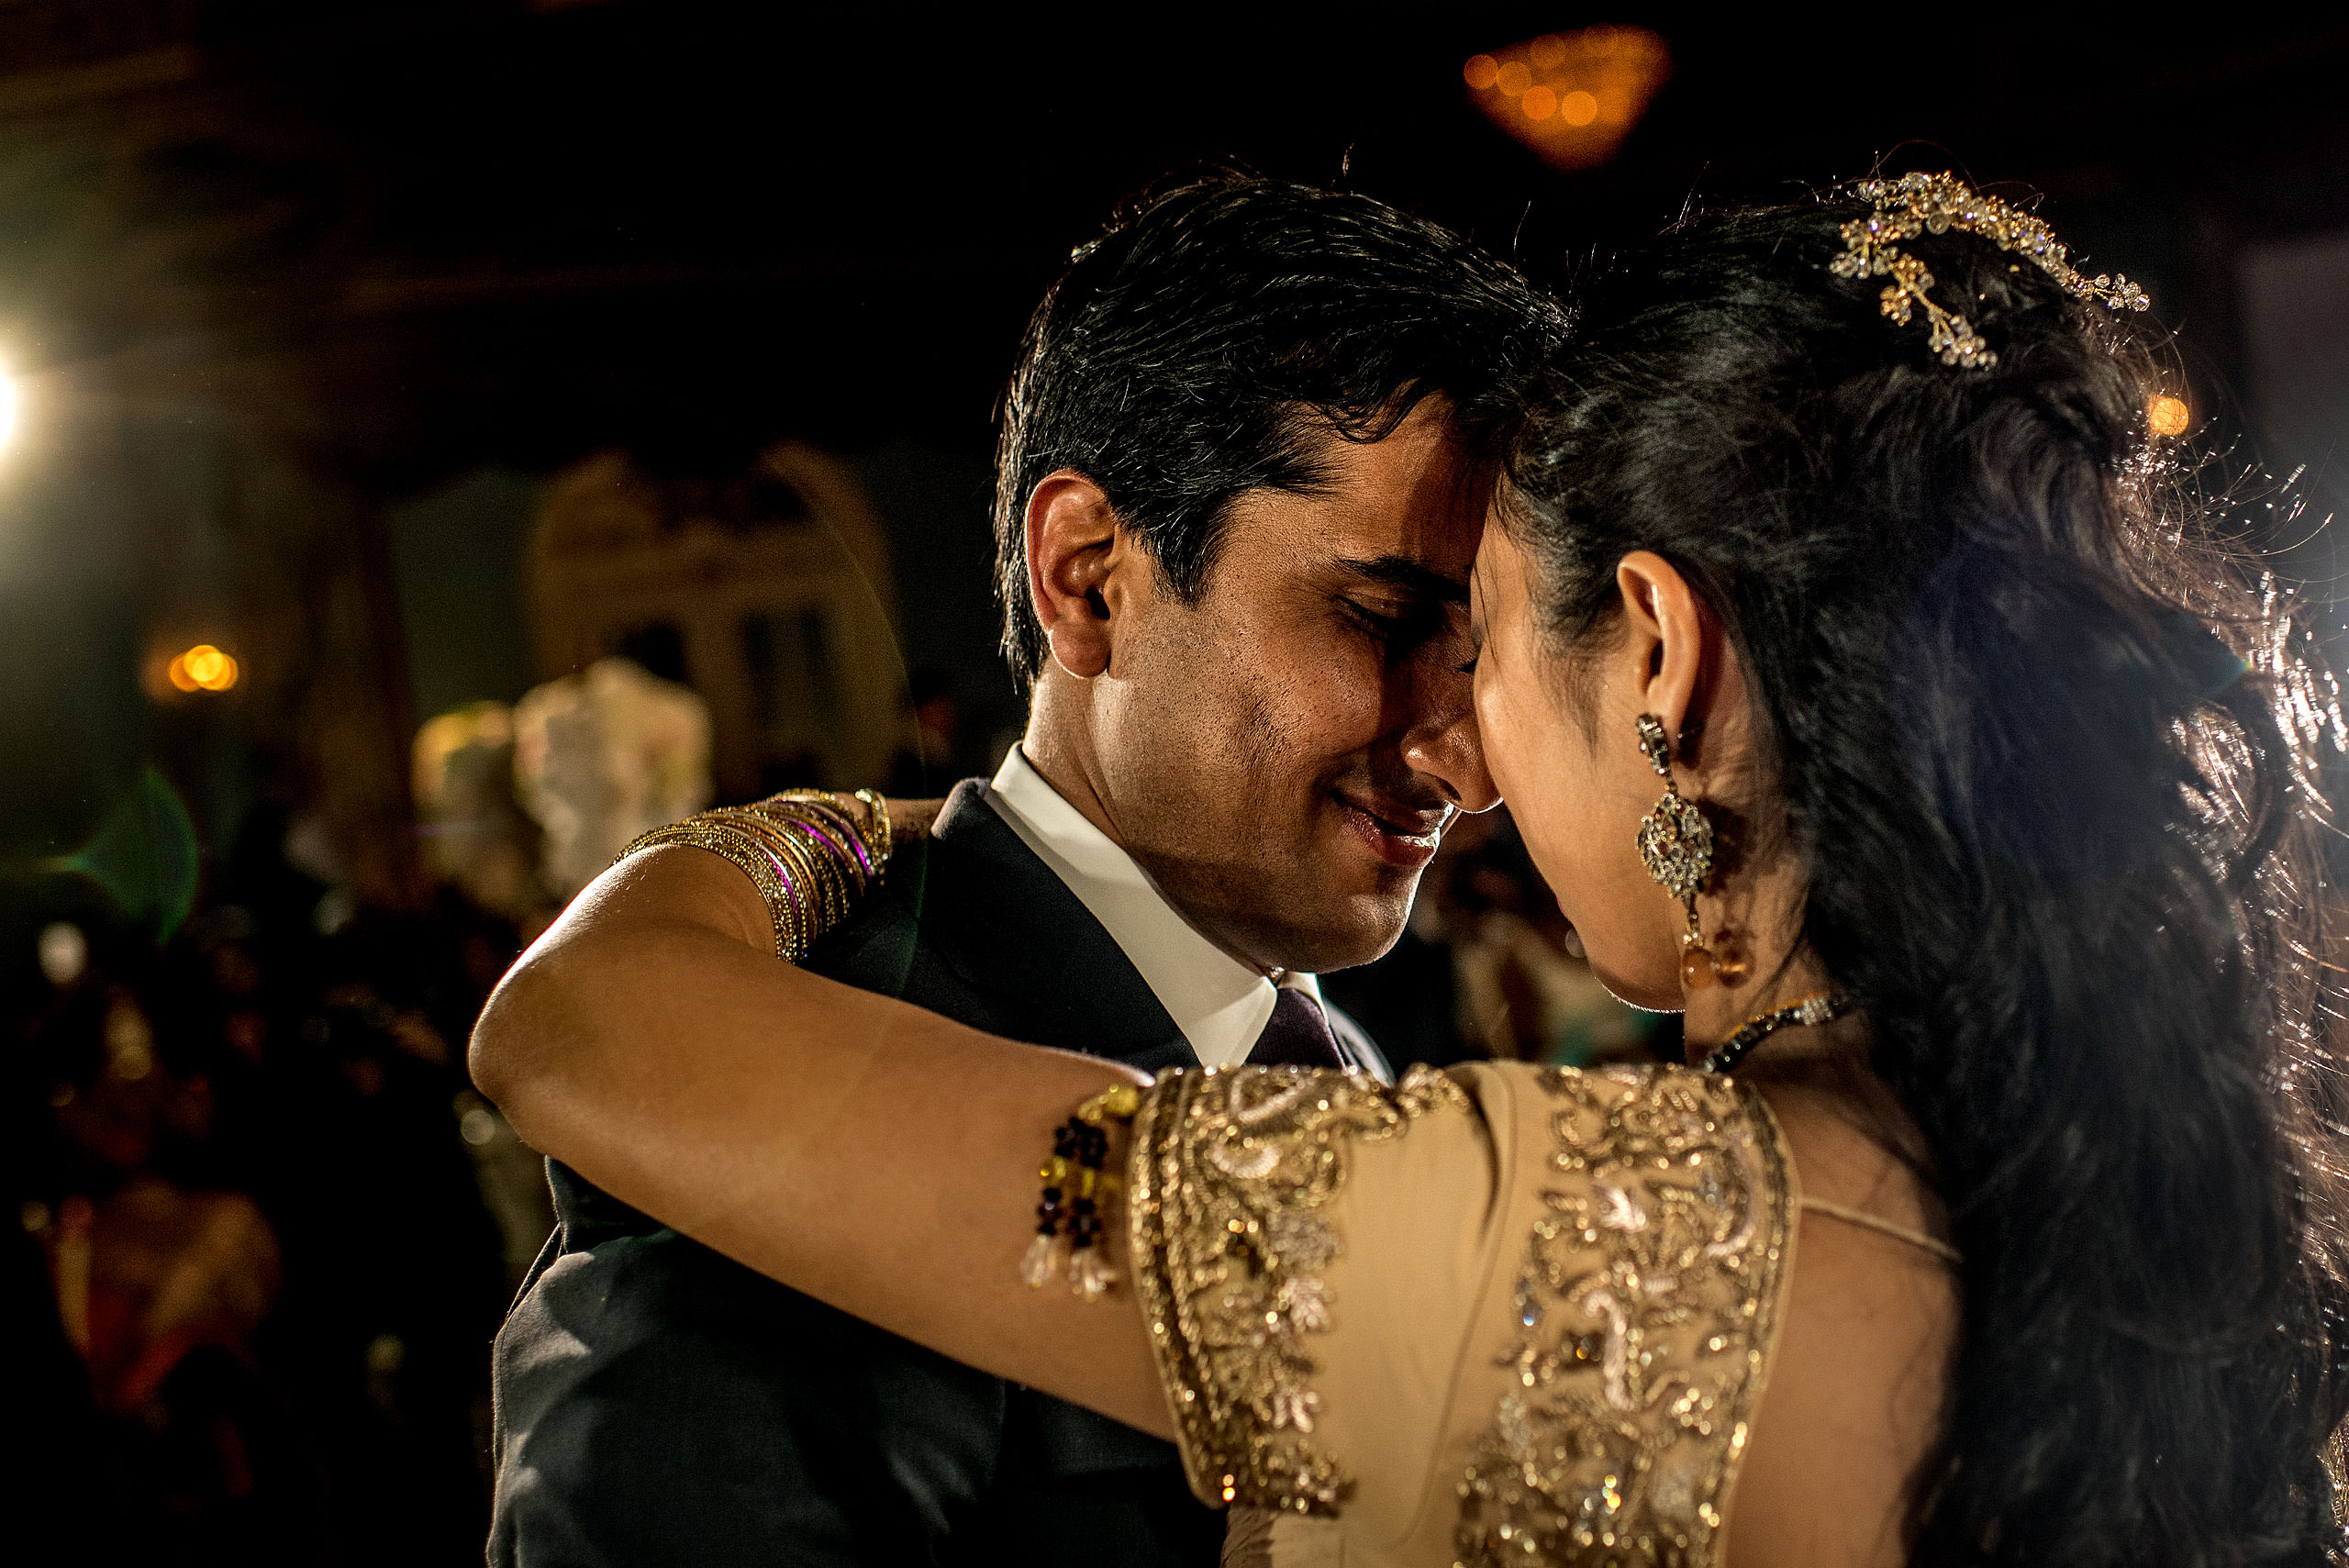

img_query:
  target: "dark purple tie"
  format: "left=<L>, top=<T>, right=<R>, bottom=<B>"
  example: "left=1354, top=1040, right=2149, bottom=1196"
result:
left=1247, top=987, right=1346, bottom=1070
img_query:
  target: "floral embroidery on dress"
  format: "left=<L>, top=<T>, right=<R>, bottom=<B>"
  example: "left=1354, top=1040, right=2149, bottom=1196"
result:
left=1129, top=1063, right=1468, bottom=1516
left=1455, top=1065, right=1791, bottom=1567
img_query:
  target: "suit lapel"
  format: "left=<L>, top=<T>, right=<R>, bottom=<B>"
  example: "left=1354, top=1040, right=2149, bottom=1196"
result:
left=910, top=781, right=1195, bottom=1073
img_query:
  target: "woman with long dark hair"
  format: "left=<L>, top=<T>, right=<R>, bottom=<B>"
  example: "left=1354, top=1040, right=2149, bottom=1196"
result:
left=473, top=176, right=2349, bottom=1565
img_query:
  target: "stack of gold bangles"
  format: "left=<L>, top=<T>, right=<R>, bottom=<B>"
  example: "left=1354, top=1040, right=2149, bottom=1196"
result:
left=614, top=788, right=893, bottom=962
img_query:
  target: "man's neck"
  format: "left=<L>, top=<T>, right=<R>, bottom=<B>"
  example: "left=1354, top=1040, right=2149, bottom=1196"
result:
left=1019, top=705, right=1129, bottom=852
left=1013, top=713, right=1279, bottom=978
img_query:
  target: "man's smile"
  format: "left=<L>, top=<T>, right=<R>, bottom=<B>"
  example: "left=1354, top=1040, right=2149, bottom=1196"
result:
left=1332, top=789, right=1453, bottom=869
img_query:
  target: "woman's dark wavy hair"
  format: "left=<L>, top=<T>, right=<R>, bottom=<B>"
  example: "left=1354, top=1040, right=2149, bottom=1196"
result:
left=1503, top=191, right=2349, bottom=1564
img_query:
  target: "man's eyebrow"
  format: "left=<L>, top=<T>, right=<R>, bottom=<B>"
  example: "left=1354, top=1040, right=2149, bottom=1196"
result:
left=1330, top=554, right=1472, bottom=606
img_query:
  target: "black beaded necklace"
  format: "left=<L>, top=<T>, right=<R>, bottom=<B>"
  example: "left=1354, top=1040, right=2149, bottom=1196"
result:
left=1699, top=991, right=1850, bottom=1075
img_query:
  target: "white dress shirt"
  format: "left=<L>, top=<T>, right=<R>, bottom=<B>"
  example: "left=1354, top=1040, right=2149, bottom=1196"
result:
left=985, top=747, right=1321, bottom=1068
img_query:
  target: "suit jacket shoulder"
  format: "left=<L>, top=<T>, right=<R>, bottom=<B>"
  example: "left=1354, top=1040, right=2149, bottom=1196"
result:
left=490, top=779, right=1219, bottom=1568
left=808, top=780, right=1195, bottom=1072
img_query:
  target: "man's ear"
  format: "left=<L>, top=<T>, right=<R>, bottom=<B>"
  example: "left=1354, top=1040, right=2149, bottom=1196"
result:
left=1025, top=471, right=1123, bottom=679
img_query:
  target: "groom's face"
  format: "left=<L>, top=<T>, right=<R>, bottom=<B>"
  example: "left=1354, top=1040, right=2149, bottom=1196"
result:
left=1092, top=403, right=1498, bottom=973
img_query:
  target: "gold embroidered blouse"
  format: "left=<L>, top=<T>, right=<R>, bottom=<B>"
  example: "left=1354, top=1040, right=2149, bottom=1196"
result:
left=1126, top=1060, right=1798, bottom=1568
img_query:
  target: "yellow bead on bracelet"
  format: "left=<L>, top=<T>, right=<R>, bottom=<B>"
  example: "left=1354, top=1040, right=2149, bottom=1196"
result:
left=1023, top=1082, right=1145, bottom=1301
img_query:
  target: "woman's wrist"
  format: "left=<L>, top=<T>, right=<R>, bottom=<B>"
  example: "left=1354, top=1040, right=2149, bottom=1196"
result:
left=614, top=787, right=894, bottom=962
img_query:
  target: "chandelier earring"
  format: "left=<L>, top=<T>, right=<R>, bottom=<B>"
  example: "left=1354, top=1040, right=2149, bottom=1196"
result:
left=1633, top=713, right=1749, bottom=990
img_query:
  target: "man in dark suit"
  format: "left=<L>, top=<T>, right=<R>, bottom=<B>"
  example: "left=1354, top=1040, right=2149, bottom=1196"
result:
left=484, top=176, right=1564, bottom=1566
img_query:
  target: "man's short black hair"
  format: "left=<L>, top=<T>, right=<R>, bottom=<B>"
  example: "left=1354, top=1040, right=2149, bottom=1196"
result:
left=991, top=175, right=1568, bottom=691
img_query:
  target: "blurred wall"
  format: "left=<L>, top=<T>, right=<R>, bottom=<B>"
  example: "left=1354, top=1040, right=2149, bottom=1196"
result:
left=2243, top=228, right=2349, bottom=537
left=0, top=398, right=424, bottom=934
left=385, top=468, right=541, bottom=722
left=846, top=439, right=1019, bottom=760
left=387, top=439, right=1015, bottom=808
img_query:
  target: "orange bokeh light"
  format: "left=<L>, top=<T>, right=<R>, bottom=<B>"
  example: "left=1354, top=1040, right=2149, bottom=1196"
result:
left=168, top=644, right=239, bottom=694
left=2148, top=395, right=2190, bottom=438
left=1461, top=26, right=1671, bottom=171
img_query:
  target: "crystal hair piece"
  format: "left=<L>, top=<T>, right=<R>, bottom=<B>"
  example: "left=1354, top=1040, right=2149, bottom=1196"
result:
left=1828, top=172, right=2150, bottom=370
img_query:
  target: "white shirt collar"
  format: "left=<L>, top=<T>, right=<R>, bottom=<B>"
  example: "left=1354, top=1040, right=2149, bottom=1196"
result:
left=985, top=746, right=1319, bottom=1068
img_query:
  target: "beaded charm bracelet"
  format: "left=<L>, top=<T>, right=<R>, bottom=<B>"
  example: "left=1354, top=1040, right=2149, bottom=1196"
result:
left=1023, top=1082, right=1143, bottom=1301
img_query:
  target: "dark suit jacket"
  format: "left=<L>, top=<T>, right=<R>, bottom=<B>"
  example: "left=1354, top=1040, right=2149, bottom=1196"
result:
left=490, top=781, right=1266, bottom=1567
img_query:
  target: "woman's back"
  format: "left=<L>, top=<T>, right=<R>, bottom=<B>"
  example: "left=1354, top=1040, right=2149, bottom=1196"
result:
left=1735, top=1072, right=1958, bottom=1568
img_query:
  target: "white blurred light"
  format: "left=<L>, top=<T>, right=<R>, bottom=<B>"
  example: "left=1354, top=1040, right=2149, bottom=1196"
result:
left=0, top=362, right=21, bottom=453
left=37, top=921, right=86, bottom=985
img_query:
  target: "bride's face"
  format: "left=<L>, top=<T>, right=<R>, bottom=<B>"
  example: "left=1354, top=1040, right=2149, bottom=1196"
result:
left=1469, top=525, right=1688, bottom=1012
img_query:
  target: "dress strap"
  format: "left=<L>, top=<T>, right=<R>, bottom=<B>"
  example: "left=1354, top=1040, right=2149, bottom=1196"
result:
left=1798, top=1196, right=1961, bottom=1266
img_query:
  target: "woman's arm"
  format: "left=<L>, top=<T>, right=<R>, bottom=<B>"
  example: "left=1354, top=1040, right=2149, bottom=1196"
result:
left=467, top=836, right=1173, bottom=1437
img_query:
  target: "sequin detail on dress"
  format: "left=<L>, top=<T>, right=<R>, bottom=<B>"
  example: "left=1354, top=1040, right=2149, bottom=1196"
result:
left=1128, top=1064, right=1468, bottom=1516
left=1456, top=1065, right=1792, bottom=1567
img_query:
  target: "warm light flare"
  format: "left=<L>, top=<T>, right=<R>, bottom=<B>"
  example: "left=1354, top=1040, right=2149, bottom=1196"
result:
left=167, top=644, right=239, bottom=693
left=1463, top=26, right=1670, bottom=171
left=2148, top=394, right=2190, bottom=439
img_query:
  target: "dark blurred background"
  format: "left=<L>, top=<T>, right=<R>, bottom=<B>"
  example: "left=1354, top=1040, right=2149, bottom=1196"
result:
left=4, top=3, right=2345, bottom=1561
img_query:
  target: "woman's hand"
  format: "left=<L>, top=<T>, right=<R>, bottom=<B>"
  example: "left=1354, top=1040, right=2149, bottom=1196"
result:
left=880, top=795, right=949, bottom=848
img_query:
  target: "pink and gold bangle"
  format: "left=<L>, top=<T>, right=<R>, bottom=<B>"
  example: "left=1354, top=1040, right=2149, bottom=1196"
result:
left=615, top=786, right=892, bottom=962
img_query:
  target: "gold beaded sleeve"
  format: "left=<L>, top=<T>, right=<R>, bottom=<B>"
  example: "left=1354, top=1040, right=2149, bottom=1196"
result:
left=1125, top=1063, right=1471, bottom=1518
left=1122, top=1061, right=1797, bottom=1567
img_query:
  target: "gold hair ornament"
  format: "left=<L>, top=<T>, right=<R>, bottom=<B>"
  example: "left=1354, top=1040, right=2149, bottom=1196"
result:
left=1829, top=172, right=2150, bottom=370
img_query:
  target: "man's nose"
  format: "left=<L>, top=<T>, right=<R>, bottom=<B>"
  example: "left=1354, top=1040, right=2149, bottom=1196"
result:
left=1402, top=673, right=1499, bottom=814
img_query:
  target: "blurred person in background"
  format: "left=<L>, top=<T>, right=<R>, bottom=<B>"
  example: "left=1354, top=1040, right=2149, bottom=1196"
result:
left=5, top=748, right=529, bottom=1562
left=885, top=665, right=985, bottom=797
left=414, top=701, right=551, bottom=940
left=1408, top=806, right=1669, bottom=1066
left=198, top=813, right=517, bottom=1568
left=17, top=944, right=301, bottom=1562
left=511, top=655, right=714, bottom=904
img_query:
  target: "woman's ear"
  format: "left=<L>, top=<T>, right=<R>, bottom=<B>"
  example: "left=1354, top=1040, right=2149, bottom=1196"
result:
left=1024, top=471, right=1120, bottom=679
left=1613, top=550, right=1710, bottom=757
